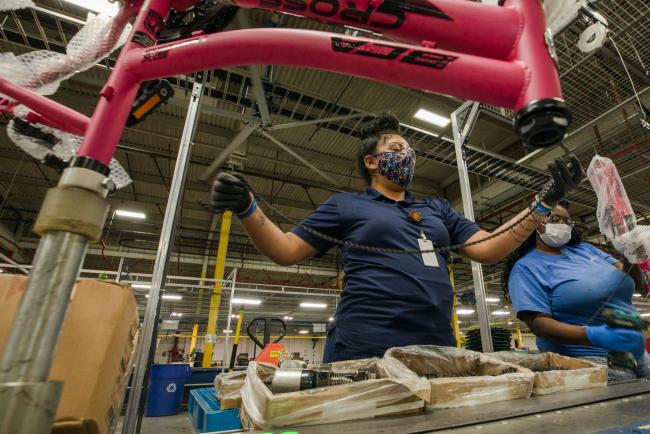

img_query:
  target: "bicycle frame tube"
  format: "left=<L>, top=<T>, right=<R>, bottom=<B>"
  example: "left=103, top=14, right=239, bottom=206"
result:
left=131, top=29, right=524, bottom=99
left=232, top=0, right=521, bottom=60
left=0, top=78, right=89, bottom=135
left=9, top=0, right=565, bottom=163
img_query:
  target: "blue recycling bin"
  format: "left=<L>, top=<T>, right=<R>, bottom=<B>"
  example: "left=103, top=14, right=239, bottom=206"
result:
left=145, top=363, right=192, bottom=417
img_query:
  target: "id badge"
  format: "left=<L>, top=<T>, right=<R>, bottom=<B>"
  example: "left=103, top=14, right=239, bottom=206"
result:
left=418, top=237, right=439, bottom=267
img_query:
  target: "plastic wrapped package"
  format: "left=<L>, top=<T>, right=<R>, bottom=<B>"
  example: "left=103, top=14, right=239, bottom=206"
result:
left=0, top=11, right=130, bottom=98
left=490, top=352, right=607, bottom=395
left=240, top=358, right=430, bottom=430
left=380, top=346, right=535, bottom=409
left=214, top=370, right=247, bottom=410
left=587, top=155, right=650, bottom=264
left=213, top=363, right=275, bottom=410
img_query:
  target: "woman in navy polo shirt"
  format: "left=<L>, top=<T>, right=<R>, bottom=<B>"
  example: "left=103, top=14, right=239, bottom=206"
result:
left=503, top=200, right=648, bottom=382
left=211, top=113, right=583, bottom=362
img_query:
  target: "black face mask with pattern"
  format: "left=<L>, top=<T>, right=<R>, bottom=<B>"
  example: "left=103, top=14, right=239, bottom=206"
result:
left=374, top=151, right=416, bottom=187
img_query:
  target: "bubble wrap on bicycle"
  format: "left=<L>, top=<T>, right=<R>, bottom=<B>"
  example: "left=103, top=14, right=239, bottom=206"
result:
left=7, top=106, right=132, bottom=189
left=0, top=11, right=131, bottom=98
left=0, top=0, right=35, bottom=12
left=587, top=155, right=650, bottom=263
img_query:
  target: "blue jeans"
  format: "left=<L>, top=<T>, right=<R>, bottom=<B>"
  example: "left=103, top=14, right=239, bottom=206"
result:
left=580, top=352, right=650, bottom=383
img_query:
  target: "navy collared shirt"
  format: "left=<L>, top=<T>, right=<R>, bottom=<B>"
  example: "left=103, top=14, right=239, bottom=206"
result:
left=291, top=187, right=481, bottom=362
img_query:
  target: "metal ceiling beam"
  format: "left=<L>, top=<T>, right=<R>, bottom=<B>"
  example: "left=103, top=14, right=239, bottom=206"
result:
left=267, top=113, right=367, bottom=131
left=16, top=239, right=338, bottom=276
left=201, top=106, right=255, bottom=123
left=260, top=130, right=342, bottom=188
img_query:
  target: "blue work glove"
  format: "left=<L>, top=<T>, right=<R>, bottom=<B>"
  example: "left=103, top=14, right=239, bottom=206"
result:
left=585, top=324, right=646, bottom=359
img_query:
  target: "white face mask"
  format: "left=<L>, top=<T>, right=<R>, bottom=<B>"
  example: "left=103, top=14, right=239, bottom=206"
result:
left=539, top=223, right=572, bottom=248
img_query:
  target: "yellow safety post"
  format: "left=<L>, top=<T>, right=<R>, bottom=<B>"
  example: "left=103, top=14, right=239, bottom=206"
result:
left=202, top=211, right=232, bottom=367
left=229, top=308, right=245, bottom=371
left=515, top=324, right=524, bottom=349
left=448, top=264, right=462, bottom=348
left=189, top=271, right=205, bottom=355
left=190, top=215, right=219, bottom=355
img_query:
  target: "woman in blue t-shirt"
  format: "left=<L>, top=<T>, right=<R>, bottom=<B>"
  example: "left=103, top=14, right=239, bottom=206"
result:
left=503, top=200, right=649, bottom=382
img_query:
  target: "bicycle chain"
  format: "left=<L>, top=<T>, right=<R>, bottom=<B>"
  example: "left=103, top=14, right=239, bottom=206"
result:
left=251, top=185, right=550, bottom=255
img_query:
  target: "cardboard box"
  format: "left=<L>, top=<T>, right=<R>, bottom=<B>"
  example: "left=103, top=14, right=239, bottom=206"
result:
left=491, top=351, right=608, bottom=395
left=0, top=275, right=139, bottom=434
left=240, top=358, right=430, bottom=429
left=381, top=346, right=535, bottom=409
left=214, top=370, right=246, bottom=410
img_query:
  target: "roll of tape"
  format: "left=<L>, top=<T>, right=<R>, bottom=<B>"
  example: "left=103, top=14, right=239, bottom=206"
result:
left=578, top=22, right=608, bottom=53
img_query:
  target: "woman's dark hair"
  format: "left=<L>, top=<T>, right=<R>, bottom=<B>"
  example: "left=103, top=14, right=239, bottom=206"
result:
left=501, top=200, right=581, bottom=300
left=356, top=112, right=401, bottom=185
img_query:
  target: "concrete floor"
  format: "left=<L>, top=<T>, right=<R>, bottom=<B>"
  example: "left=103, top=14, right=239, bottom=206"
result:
left=115, top=414, right=196, bottom=434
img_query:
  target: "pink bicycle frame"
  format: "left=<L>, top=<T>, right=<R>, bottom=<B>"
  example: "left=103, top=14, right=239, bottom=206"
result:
left=0, top=0, right=570, bottom=169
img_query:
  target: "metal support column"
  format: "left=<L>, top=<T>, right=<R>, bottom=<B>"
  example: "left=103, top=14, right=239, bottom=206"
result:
left=450, top=101, right=493, bottom=353
left=202, top=214, right=233, bottom=367
left=122, top=73, right=205, bottom=434
left=229, top=308, right=245, bottom=371
left=0, top=232, right=88, bottom=434
left=516, top=325, right=524, bottom=349
left=115, top=256, right=125, bottom=283
left=190, top=214, right=219, bottom=355
left=221, top=269, right=238, bottom=374
left=448, top=264, right=462, bottom=348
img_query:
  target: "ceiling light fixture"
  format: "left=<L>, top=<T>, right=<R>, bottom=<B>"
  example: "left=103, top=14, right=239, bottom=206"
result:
left=300, top=302, right=327, bottom=309
left=115, top=209, right=146, bottom=219
left=298, top=330, right=309, bottom=334
left=132, top=283, right=151, bottom=289
left=485, top=297, right=501, bottom=303
left=145, top=294, right=183, bottom=300
left=329, top=317, right=334, bottom=322
left=171, top=312, right=183, bottom=317
left=456, top=308, right=475, bottom=315
left=414, top=108, right=451, bottom=128
left=641, top=313, right=650, bottom=317
left=223, top=329, right=233, bottom=333
left=231, top=298, right=261, bottom=305
left=491, top=310, right=511, bottom=316
left=284, top=316, right=293, bottom=320
left=633, top=293, right=642, bottom=298
left=231, top=314, right=240, bottom=319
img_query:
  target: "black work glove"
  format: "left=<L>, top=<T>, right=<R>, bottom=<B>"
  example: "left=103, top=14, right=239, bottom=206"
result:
left=210, top=172, right=253, bottom=214
left=538, top=154, right=583, bottom=208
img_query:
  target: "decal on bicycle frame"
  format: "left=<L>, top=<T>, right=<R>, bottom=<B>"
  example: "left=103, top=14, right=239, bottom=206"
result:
left=141, top=38, right=203, bottom=62
left=258, top=0, right=451, bottom=29
left=331, top=37, right=458, bottom=70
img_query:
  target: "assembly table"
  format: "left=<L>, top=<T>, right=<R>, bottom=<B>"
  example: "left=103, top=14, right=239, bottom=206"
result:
left=246, top=379, right=650, bottom=433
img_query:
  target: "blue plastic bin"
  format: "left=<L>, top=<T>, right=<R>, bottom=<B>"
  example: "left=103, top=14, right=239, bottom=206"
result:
left=145, top=363, right=192, bottom=417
